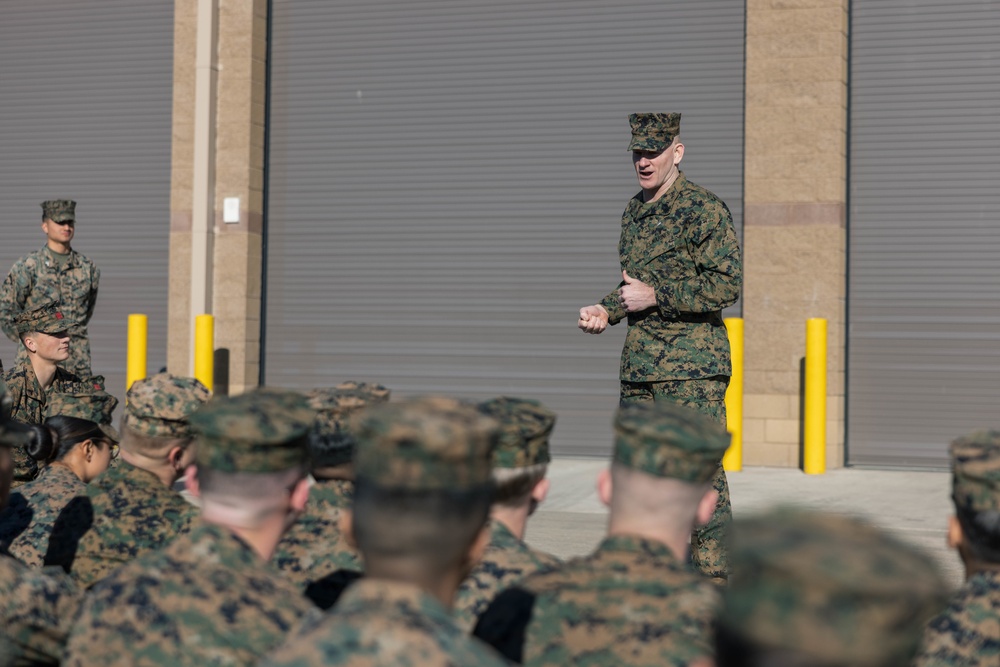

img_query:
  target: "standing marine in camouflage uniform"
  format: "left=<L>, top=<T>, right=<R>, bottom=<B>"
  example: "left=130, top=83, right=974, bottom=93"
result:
left=0, top=200, right=99, bottom=378
left=914, top=431, right=1000, bottom=666
left=0, top=389, right=118, bottom=570
left=64, top=388, right=318, bottom=666
left=65, top=372, right=208, bottom=586
left=577, top=113, right=742, bottom=581
left=452, top=396, right=560, bottom=631
left=262, top=396, right=511, bottom=667
left=274, top=381, right=391, bottom=597
left=474, top=401, right=728, bottom=666
left=0, top=378, right=82, bottom=666
left=717, top=507, right=949, bottom=667
left=2, top=303, right=90, bottom=487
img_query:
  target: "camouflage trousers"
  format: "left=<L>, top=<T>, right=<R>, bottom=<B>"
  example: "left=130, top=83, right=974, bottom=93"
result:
left=14, top=332, right=92, bottom=378
left=620, top=377, right=731, bottom=582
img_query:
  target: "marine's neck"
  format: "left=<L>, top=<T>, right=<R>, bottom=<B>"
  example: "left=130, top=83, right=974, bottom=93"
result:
left=46, top=240, right=71, bottom=255
left=28, top=356, right=58, bottom=390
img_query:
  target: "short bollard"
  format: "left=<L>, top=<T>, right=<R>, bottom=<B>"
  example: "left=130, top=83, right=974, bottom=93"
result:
left=723, top=317, right=744, bottom=472
left=803, top=318, right=827, bottom=475
left=126, top=314, right=148, bottom=392
left=194, top=314, right=214, bottom=392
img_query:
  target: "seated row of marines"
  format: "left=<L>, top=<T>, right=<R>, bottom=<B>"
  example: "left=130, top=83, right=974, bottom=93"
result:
left=0, top=303, right=996, bottom=666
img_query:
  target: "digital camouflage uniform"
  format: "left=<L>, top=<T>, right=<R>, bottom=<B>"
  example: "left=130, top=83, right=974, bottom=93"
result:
left=263, top=396, right=509, bottom=667
left=453, top=397, right=561, bottom=631
left=914, top=431, right=1000, bottom=667
left=274, top=383, right=390, bottom=587
left=64, top=388, right=319, bottom=666
left=0, top=378, right=82, bottom=666
left=720, top=508, right=950, bottom=667
left=0, top=200, right=99, bottom=378
left=0, top=464, right=86, bottom=569
left=1, top=304, right=96, bottom=487
left=65, top=373, right=208, bottom=586
left=598, top=112, right=742, bottom=581
left=475, top=402, right=728, bottom=666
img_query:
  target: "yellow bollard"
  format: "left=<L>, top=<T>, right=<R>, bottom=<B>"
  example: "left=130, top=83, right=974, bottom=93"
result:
left=126, top=314, right=148, bottom=392
left=194, top=314, right=214, bottom=392
left=723, top=318, right=744, bottom=472
left=803, top=318, right=827, bottom=475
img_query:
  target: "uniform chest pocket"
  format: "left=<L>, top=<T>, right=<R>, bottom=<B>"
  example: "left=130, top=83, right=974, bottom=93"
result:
left=642, top=240, right=697, bottom=278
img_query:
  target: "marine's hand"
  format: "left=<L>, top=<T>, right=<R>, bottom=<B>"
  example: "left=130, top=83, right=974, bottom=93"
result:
left=619, top=271, right=656, bottom=312
left=578, top=305, right=609, bottom=334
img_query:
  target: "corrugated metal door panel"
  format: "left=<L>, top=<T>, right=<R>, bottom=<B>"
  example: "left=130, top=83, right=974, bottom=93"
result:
left=848, top=0, right=1000, bottom=469
left=0, top=1, right=174, bottom=410
left=265, top=0, right=745, bottom=456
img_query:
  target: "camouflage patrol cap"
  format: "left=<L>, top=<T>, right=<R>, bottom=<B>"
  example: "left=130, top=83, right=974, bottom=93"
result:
left=45, top=390, right=121, bottom=442
left=0, top=379, right=32, bottom=448
left=14, top=303, right=71, bottom=335
left=612, top=401, right=729, bottom=483
left=123, top=373, right=210, bottom=439
left=722, top=508, right=950, bottom=667
left=478, top=397, right=555, bottom=469
left=950, top=430, right=1000, bottom=514
left=627, top=112, right=682, bottom=152
left=353, top=396, right=499, bottom=491
left=190, top=387, right=315, bottom=473
left=306, top=383, right=391, bottom=468
left=41, top=199, right=76, bottom=223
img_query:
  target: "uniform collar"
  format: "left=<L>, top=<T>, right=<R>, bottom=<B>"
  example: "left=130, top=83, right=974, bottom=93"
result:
left=596, top=533, right=686, bottom=566
left=630, top=171, right=688, bottom=217
left=338, top=578, right=456, bottom=630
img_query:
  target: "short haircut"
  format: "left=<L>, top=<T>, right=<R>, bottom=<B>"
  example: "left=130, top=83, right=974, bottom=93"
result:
left=955, top=502, right=1000, bottom=564
left=27, top=415, right=105, bottom=465
left=196, top=465, right=307, bottom=526
left=352, top=478, right=491, bottom=574
left=491, top=463, right=547, bottom=507
left=119, top=423, right=191, bottom=459
left=609, top=462, right=711, bottom=533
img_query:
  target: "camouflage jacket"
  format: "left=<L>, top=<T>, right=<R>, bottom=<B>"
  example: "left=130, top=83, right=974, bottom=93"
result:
left=2, top=363, right=84, bottom=485
left=261, top=579, right=511, bottom=666
left=0, top=549, right=81, bottom=666
left=274, top=478, right=361, bottom=587
left=474, top=534, right=721, bottom=666
left=66, top=460, right=197, bottom=587
left=0, top=463, right=87, bottom=570
left=63, top=520, right=315, bottom=667
left=453, top=519, right=560, bottom=631
left=914, top=569, right=1000, bottom=666
left=599, top=173, right=742, bottom=382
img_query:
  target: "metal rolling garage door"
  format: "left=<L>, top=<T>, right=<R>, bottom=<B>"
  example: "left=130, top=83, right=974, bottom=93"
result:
left=0, top=1, right=174, bottom=408
left=264, top=0, right=744, bottom=456
left=848, top=0, right=1000, bottom=467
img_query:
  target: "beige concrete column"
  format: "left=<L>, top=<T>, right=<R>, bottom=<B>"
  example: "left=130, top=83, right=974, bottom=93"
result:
left=742, top=0, right=849, bottom=469
left=168, top=0, right=267, bottom=394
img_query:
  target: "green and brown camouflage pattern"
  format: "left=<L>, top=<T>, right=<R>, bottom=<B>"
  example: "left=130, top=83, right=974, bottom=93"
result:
left=353, top=396, right=499, bottom=491
left=190, top=387, right=314, bottom=474
left=12, top=302, right=71, bottom=336
left=67, top=461, right=198, bottom=587
left=0, top=378, right=32, bottom=449
left=478, top=396, right=555, bottom=469
left=122, top=373, right=210, bottom=439
left=261, top=579, right=510, bottom=667
left=0, top=550, right=81, bottom=666
left=330, top=380, right=391, bottom=403
left=914, top=570, right=1000, bottom=667
left=0, top=464, right=88, bottom=569
left=950, top=430, right=1000, bottom=514
left=599, top=172, right=742, bottom=383
left=41, top=200, right=76, bottom=223
left=613, top=401, right=729, bottom=483
left=0, top=243, right=99, bottom=377
left=453, top=519, right=560, bottom=631
left=306, top=382, right=390, bottom=468
left=474, top=534, right=721, bottom=666
left=45, top=389, right=120, bottom=442
left=627, top=112, right=681, bottom=152
left=64, top=520, right=316, bottom=667
left=722, top=507, right=950, bottom=667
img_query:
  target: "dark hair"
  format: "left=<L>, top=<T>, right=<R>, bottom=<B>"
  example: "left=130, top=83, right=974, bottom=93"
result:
left=955, top=501, right=1000, bottom=564
left=27, top=415, right=105, bottom=465
left=308, top=429, right=354, bottom=469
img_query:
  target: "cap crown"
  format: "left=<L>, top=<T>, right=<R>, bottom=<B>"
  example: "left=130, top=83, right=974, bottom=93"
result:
left=123, top=373, right=210, bottom=438
left=479, top=396, right=555, bottom=469
left=41, top=199, right=76, bottom=222
left=45, top=390, right=120, bottom=441
left=951, top=430, right=1000, bottom=514
left=306, top=382, right=391, bottom=466
left=627, top=112, right=681, bottom=152
left=14, top=303, right=70, bottom=335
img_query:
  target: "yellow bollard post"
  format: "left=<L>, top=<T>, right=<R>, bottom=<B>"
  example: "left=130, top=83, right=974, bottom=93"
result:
left=723, top=318, right=744, bottom=472
left=194, top=314, right=214, bottom=392
left=803, top=318, right=827, bottom=475
left=126, top=314, right=148, bottom=392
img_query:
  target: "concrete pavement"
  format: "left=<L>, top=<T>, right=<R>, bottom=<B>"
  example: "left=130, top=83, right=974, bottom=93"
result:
left=526, top=460, right=963, bottom=588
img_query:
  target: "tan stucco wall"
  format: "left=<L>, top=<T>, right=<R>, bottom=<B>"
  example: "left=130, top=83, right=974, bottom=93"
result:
left=168, top=0, right=267, bottom=394
left=741, top=0, right=849, bottom=468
